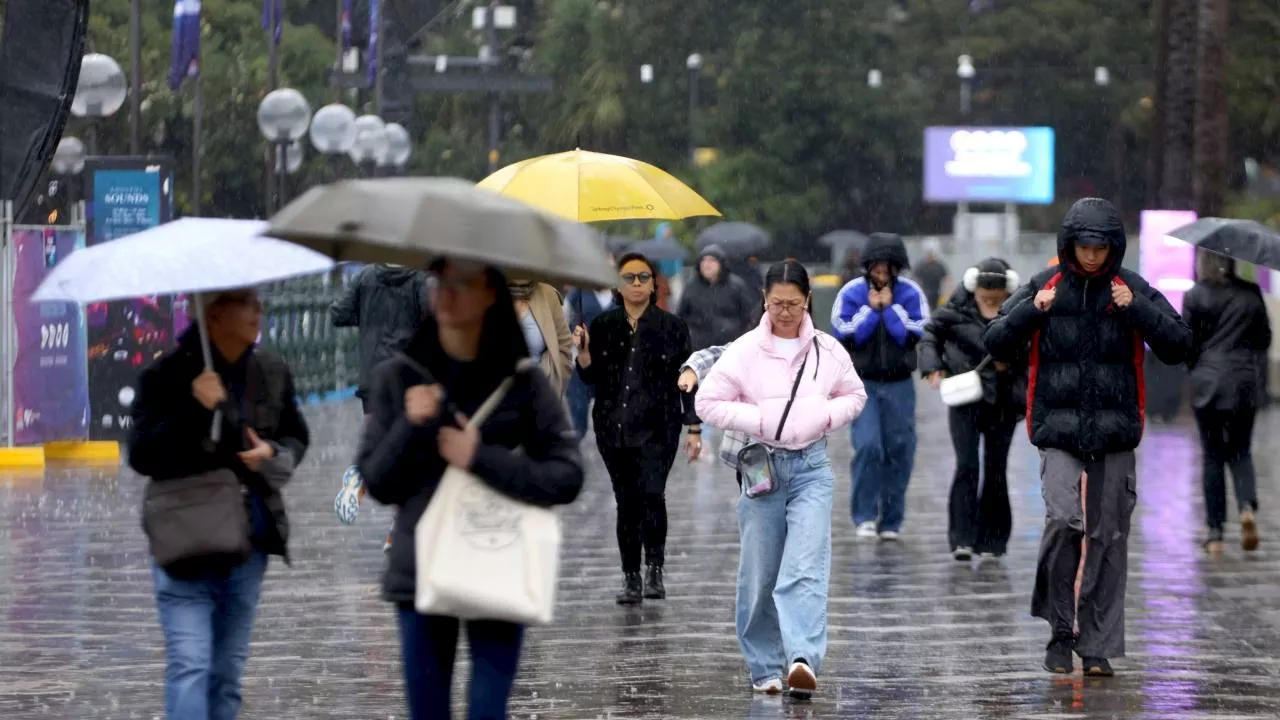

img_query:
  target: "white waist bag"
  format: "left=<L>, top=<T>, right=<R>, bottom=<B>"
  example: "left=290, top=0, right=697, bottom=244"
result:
left=938, top=356, right=992, bottom=408
left=415, top=367, right=561, bottom=626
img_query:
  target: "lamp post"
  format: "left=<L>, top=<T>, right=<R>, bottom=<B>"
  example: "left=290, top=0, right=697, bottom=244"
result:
left=51, top=137, right=87, bottom=224
left=867, top=69, right=883, bottom=89
left=475, top=2, right=518, bottom=172
left=309, top=103, right=358, bottom=181
left=71, top=54, right=129, bottom=155
left=275, top=140, right=305, bottom=205
left=957, top=54, right=975, bottom=117
left=379, top=122, right=412, bottom=175
left=640, top=64, right=654, bottom=85
left=687, top=53, right=703, bottom=167
left=257, top=88, right=313, bottom=214
left=348, top=114, right=388, bottom=177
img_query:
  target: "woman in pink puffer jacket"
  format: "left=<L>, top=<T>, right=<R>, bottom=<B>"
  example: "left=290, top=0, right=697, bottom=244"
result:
left=695, top=260, right=866, bottom=700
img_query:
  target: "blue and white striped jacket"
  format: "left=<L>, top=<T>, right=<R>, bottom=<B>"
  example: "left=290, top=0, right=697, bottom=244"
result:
left=830, top=276, right=930, bottom=382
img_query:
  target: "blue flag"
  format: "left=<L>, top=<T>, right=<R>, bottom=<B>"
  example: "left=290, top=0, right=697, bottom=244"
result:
left=168, top=0, right=201, bottom=90
left=367, top=0, right=379, bottom=86
left=261, top=0, right=283, bottom=44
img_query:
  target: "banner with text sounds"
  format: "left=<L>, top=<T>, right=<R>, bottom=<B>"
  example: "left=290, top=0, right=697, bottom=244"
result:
left=9, top=227, right=90, bottom=445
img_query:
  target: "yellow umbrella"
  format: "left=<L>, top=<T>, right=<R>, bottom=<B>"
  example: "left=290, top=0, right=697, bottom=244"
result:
left=477, top=149, right=721, bottom=223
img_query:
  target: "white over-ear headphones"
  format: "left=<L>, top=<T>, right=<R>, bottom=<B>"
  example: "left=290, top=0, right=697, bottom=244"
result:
left=962, top=265, right=1020, bottom=293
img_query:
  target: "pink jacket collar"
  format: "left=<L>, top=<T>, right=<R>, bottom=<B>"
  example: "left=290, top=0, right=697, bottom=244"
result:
left=755, top=312, right=817, bottom=354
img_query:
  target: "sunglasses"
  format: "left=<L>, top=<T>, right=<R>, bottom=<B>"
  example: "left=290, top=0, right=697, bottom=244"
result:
left=620, top=272, right=653, bottom=286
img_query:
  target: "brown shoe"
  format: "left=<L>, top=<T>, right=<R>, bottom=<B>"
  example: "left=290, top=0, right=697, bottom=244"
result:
left=1241, top=511, right=1260, bottom=552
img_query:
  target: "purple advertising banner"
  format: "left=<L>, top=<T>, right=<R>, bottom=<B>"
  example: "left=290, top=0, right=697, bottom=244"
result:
left=10, top=228, right=90, bottom=444
left=1139, top=209, right=1198, bottom=315
left=923, top=126, right=1055, bottom=204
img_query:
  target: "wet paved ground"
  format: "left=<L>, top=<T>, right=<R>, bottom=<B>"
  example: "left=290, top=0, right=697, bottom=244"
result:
left=2, top=386, right=1279, bottom=719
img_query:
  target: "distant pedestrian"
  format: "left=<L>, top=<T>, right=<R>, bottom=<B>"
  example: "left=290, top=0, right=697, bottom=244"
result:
left=913, top=239, right=951, bottom=309
left=677, top=244, right=758, bottom=350
left=831, top=232, right=929, bottom=541
left=1183, top=249, right=1271, bottom=554
left=330, top=264, right=428, bottom=548
left=919, top=258, right=1026, bottom=560
left=509, top=280, right=574, bottom=395
left=573, top=253, right=701, bottom=605
left=696, top=261, right=866, bottom=699
left=985, top=198, right=1190, bottom=678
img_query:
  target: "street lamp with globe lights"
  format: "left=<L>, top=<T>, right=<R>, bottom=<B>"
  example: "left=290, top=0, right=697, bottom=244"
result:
left=687, top=53, right=703, bottom=166
left=51, top=137, right=88, bottom=224
left=274, top=140, right=305, bottom=206
left=379, top=123, right=412, bottom=175
left=348, top=115, right=388, bottom=177
left=309, top=103, right=358, bottom=180
left=257, top=88, right=312, bottom=213
left=72, top=54, right=129, bottom=155
left=957, top=54, right=976, bottom=117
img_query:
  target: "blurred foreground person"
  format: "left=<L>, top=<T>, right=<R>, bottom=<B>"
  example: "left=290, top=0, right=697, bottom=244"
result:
left=130, top=289, right=310, bottom=720
left=357, top=259, right=583, bottom=720
left=1183, top=249, right=1271, bottom=554
left=985, top=198, right=1190, bottom=678
left=697, top=261, right=865, bottom=699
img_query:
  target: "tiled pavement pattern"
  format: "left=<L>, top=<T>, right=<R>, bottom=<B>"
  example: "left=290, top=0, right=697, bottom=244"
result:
left=2, top=386, right=1280, bottom=719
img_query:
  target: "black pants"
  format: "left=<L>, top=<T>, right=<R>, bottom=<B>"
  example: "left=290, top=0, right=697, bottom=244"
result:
left=397, top=606, right=523, bottom=720
left=947, top=403, right=1016, bottom=554
left=599, top=443, right=677, bottom=572
left=1194, top=407, right=1259, bottom=531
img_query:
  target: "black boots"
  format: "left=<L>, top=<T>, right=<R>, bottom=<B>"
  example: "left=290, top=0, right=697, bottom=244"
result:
left=616, top=572, right=643, bottom=605
left=644, top=564, right=665, bottom=600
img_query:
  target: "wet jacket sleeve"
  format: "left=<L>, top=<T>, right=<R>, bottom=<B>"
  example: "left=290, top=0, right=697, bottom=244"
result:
left=984, top=282, right=1044, bottom=359
left=329, top=267, right=367, bottom=328
left=129, top=363, right=218, bottom=479
left=917, top=316, right=948, bottom=375
left=271, top=371, right=310, bottom=469
left=574, top=316, right=605, bottom=385
left=546, top=287, right=575, bottom=393
left=682, top=344, right=728, bottom=382
left=469, top=372, right=584, bottom=507
left=1181, top=288, right=1205, bottom=370
left=882, top=283, right=929, bottom=347
left=830, top=280, right=879, bottom=348
left=671, top=318, right=700, bottom=425
left=357, top=365, right=445, bottom=507
left=824, top=344, right=868, bottom=429
left=1123, top=283, right=1192, bottom=365
left=695, top=345, right=763, bottom=437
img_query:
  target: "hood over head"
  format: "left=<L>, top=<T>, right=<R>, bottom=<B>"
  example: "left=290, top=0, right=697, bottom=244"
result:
left=698, top=243, right=727, bottom=263
left=1057, top=198, right=1126, bottom=275
left=376, top=263, right=424, bottom=287
left=861, top=232, right=910, bottom=272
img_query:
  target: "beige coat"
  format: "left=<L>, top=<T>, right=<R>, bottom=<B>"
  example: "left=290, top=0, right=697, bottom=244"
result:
left=524, top=283, right=574, bottom=395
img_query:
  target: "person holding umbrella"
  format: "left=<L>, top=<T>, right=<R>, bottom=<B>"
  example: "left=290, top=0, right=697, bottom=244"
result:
left=984, top=198, right=1190, bottom=677
left=1183, top=249, right=1271, bottom=554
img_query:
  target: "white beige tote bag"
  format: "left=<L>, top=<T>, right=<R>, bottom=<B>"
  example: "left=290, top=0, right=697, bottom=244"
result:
left=415, top=366, right=561, bottom=626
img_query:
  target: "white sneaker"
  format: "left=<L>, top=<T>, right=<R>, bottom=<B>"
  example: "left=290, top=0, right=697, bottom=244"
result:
left=879, top=530, right=901, bottom=542
left=752, top=678, right=783, bottom=695
left=855, top=521, right=879, bottom=539
left=786, top=661, right=817, bottom=699
left=334, top=466, right=364, bottom=525
left=953, top=546, right=973, bottom=560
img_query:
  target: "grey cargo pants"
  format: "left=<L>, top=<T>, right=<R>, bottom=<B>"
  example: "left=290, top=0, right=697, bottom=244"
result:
left=1032, top=448, right=1137, bottom=659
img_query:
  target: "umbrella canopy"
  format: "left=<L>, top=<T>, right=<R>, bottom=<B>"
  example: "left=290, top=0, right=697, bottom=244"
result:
left=604, top=235, right=634, bottom=256
left=30, top=218, right=334, bottom=303
left=626, top=237, right=690, bottom=262
left=696, top=221, right=771, bottom=256
left=263, top=177, right=617, bottom=289
left=818, top=230, right=869, bottom=251
left=1167, top=218, right=1280, bottom=271
left=477, top=149, right=721, bottom=223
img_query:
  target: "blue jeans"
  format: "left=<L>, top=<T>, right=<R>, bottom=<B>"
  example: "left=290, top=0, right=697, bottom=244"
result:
left=153, top=551, right=268, bottom=720
left=736, top=440, right=834, bottom=684
left=850, top=378, right=917, bottom=532
left=566, top=374, right=593, bottom=441
left=397, top=606, right=524, bottom=720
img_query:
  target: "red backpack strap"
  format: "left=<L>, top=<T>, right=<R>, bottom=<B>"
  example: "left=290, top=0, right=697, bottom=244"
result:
left=1043, top=271, right=1064, bottom=291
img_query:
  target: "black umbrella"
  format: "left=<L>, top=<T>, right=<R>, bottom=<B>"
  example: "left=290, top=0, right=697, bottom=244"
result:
left=1168, top=218, right=1280, bottom=271
left=818, top=230, right=869, bottom=251
left=696, top=222, right=771, bottom=257
left=604, top=235, right=635, bottom=256
left=627, top=237, right=690, bottom=262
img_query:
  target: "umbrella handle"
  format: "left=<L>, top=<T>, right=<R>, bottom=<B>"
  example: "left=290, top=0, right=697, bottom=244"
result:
left=192, top=294, right=222, bottom=443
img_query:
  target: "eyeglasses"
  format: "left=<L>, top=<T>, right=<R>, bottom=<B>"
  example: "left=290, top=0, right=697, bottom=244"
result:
left=765, top=298, right=806, bottom=313
left=621, top=272, right=653, bottom=286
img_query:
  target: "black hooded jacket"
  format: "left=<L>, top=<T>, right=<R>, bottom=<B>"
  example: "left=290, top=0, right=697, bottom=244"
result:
left=330, top=264, right=428, bottom=399
left=1183, top=276, right=1272, bottom=411
left=984, top=198, right=1192, bottom=456
left=677, top=245, right=758, bottom=348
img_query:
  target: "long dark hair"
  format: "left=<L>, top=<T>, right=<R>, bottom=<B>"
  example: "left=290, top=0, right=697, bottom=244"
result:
left=613, top=252, right=661, bottom=307
left=408, top=259, right=529, bottom=385
left=764, top=260, right=812, bottom=298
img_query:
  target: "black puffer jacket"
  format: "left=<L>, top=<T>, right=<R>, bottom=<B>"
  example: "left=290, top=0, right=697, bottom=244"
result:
left=677, top=245, right=758, bottom=349
left=918, top=287, right=1028, bottom=419
left=358, top=325, right=584, bottom=604
left=1183, top=277, right=1272, bottom=410
left=330, top=264, right=428, bottom=399
left=984, top=198, right=1192, bottom=456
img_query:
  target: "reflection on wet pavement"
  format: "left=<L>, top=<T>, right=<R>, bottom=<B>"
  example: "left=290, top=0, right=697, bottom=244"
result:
left=1, top=387, right=1278, bottom=719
